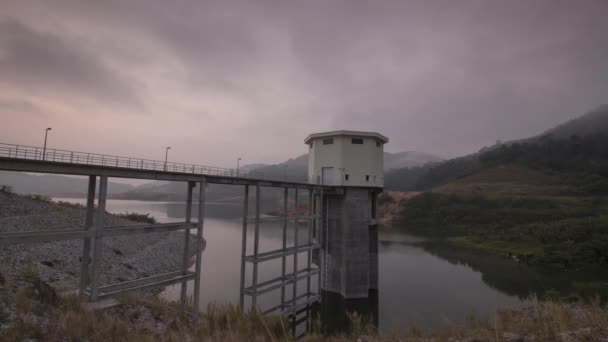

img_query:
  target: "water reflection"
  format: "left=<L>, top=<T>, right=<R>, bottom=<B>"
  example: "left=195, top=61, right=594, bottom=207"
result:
left=166, top=201, right=242, bottom=219
left=420, top=241, right=608, bottom=301
left=318, top=290, right=379, bottom=335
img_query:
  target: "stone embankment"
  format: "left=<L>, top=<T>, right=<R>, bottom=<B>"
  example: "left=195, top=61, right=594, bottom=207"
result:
left=0, top=190, right=198, bottom=291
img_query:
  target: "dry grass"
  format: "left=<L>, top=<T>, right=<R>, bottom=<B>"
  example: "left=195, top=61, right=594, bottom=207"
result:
left=433, top=164, right=575, bottom=196
left=378, top=191, right=421, bottom=227
left=1, top=269, right=607, bottom=341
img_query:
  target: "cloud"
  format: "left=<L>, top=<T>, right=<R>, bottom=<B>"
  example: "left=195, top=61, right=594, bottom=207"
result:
left=0, top=0, right=607, bottom=165
left=0, top=17, right=141, bottom=110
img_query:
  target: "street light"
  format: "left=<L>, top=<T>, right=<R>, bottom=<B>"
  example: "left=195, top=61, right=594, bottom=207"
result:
left=164, top=146, right=171, bottom=171
left=236, top=157, right=242, bottom=177
left=42, top=127, right=52, bottom=161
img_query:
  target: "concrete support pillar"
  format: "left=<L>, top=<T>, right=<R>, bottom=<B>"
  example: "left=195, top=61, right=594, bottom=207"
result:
left=79, top=175, right=96, bottom=299
left=280, top=188, right=288, bottom=310
left=239, top=185, right=249, bottom=308
left=320, top=188, right=378, bottom=298
left=90, top=176, right=108, bottom=301
left=180, top=181, right=194, bottom=307
left=251, top=185, right=261, bottom=309
left=193, top=178, right=206, bottom=316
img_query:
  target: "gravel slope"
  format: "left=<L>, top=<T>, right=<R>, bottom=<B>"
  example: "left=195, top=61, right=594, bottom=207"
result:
left=0, top=191, right=199, bottom=291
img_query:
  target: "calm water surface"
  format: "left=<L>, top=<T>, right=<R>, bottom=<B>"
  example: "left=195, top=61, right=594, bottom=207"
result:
left=58, top=198, right=582, bottom=332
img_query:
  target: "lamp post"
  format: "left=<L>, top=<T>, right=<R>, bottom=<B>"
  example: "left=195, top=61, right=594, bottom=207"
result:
left=236, top=157, right=242, bottom=177
left=42, top=127, right=52, bottom=161
left=164, top=146, right=171, bottom=171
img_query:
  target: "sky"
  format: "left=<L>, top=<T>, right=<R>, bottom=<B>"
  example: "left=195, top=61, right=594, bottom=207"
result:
left=1, top=0, right=607, bottom=168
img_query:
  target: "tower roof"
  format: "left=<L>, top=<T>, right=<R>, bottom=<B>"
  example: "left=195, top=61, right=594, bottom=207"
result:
left=304, top=131, right=389, bottom=144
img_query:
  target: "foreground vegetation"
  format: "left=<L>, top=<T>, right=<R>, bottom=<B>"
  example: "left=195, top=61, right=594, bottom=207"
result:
left=394, top=193, right=608, bottom=269
left=1, top=269, right=607, bottom=341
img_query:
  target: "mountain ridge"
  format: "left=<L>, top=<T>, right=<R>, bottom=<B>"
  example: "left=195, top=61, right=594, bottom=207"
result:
left=385, top=105, right=608, bottom=193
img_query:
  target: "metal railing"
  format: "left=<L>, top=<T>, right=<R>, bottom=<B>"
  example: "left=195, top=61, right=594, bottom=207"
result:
left=0, top=142, right=293, bottom=181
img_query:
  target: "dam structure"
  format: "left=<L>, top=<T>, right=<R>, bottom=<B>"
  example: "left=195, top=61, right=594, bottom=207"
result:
left=306, top=131, right=387, bottom=298
left=0, top=130, right=387, bottom=333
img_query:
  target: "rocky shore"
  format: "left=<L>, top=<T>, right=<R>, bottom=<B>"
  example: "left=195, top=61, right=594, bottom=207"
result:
left=0, top=190, right=198, bottom=291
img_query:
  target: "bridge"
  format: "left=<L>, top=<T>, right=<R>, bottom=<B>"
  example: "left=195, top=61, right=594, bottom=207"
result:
left=0, top=131, right=384, bottom=337
left=0, top=142, right=334, bottom=335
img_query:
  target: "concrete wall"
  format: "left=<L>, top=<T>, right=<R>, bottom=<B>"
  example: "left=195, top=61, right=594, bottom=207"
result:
left=320, top=188, right=379, bottom=298
left=308, top=135, right=384, bottom=187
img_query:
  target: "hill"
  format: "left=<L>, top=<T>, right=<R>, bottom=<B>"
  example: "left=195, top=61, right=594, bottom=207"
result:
left=479, top=133, right=608, bottom=194
left=433, top=164, right=575, bottom=196
left=384, top=151, right=443, bottom=170
left=384, top=105, right=608, bottom=193
left=384, top=154, right=480, bottom=191
left=540, top=104, right=608, bottom=140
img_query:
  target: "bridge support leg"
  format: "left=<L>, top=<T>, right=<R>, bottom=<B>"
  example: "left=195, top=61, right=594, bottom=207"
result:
left=239, top=185, right=249, bottom=308
left=280, top=188, right=288, bottom=311
left=316, top=190, right=324, bottom=296
left=193, top=178, right=206, bottom=316
left=252, top=185, right=261, bottom=309
left=306, top=189, right=313, bottom=330
left=180, top=181, right=194, bottom=307
left=90, top=176, right=108, bottom=301
left=292, top=189, right=299, bottom=336
left=79, top=175, right=96, bottom=300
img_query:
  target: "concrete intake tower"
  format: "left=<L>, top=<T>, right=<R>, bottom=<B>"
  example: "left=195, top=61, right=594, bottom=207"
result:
left=306, top=131, right=388, bottom=298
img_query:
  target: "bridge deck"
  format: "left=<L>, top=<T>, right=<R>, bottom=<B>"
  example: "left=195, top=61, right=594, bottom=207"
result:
left=0, top=142, right=324, bottom=189
left=0, top=142, right=326, bottom=332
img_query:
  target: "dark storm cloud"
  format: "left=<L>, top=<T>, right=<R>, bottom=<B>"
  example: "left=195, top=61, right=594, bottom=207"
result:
left=0, top=17, right=141, bottom=109
left=1, top=0, right=607, bottom=162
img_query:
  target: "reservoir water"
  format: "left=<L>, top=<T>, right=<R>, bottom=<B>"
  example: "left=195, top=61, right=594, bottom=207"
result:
left=57, top=198, right=590, bottom=332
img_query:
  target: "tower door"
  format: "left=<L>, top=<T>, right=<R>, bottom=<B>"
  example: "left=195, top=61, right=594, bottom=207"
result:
left=322, top=167, right=334, bottom=185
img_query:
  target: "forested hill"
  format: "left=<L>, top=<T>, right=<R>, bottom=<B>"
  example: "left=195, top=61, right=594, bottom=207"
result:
left=540, top=105, right=608, bottom=140
left=479, top=133, right=608, bottom=194
left=384, top=105, right=608, bottom=193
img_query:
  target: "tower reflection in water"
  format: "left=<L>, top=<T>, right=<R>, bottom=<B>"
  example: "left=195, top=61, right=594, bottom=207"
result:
left=310, top=290, right=379, bottom=336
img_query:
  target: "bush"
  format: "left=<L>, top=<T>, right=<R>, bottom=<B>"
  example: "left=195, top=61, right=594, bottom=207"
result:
left=377, top=193, right=394, bottom=206
left=0, top=185, right=13, bottom=193
left=26, top=194, right=52, bottom=203
left=116, top=212, right=157, bottom=224
left=396, top=193, right=608, bottom=267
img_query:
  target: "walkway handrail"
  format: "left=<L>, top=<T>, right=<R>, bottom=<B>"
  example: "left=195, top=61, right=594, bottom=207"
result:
left=0, top=142, right=277, bottom=180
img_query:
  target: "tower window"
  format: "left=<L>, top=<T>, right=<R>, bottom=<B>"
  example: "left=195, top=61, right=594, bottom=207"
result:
left=345, top=174, right=349, bottom=181
left=352, top=138, right=364, bottom=144
left=365, top=175, right=370, bottom=182
left=322, top=138, right=334, bottom=145
left=376, top=141, right=381, bottom=147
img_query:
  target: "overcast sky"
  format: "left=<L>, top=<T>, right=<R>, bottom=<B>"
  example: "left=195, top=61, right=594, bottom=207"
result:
left=1, top=0, right=607, bottom=167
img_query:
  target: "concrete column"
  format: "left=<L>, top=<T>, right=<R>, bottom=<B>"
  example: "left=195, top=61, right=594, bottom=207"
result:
left=193, top=178, right=206, bottom=316
left=90, top=176, right=108, bottom=301
left=180, top=181, right=194, bottom=306
left=79, top=175, right=96, bottom=299
left=252, top=185, right=261, bottom=309
left=280, top=188, right=288, bottom=310
left=239, top=185, right=249, bottom=308
left=321, top=188, right=378, bottom=298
